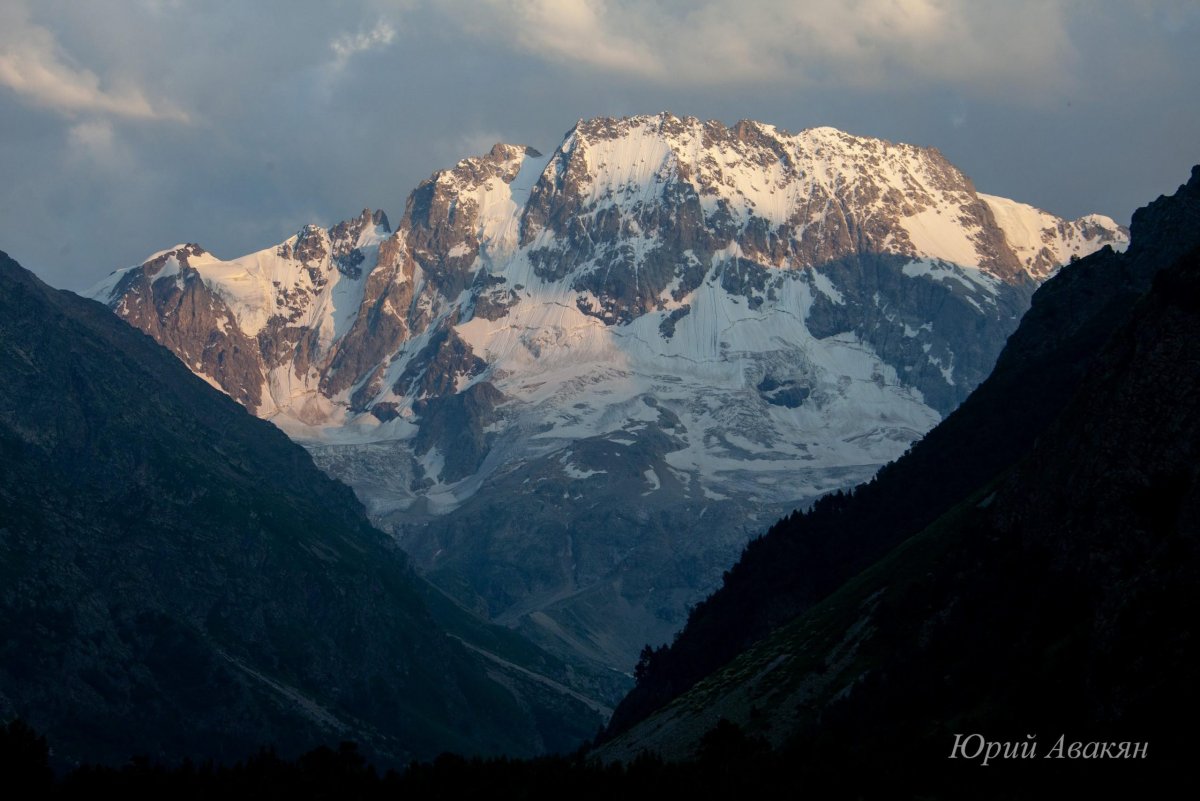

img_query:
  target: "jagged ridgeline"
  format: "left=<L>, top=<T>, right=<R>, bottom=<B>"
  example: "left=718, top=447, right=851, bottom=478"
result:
left=600, top=167, right=1200, bottom=790
left=0, top=252, right=607, bottom=767
left=88, top=113, right=1126, bottom=674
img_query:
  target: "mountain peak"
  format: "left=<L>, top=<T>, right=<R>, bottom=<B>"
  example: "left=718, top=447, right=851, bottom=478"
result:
left=371, top=208, right=391, bottom=232
left=1125, top=163, right=1200, bottom=264
left=91, top=117, right=1129, bottom=674
left=485, top=142, right=543, bottom=161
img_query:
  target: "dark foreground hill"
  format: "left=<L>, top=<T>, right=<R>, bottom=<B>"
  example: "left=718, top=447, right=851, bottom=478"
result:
left=0, top=251, right=601, bottom=768
left=595, top=173, right=1200, bottom=793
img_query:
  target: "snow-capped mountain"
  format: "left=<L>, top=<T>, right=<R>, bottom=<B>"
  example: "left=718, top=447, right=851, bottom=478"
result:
left=90, top=113, right=1126, bottom=671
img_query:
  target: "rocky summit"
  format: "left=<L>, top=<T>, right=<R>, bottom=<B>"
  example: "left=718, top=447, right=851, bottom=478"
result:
left=89, top=113, right=1126, bottom=672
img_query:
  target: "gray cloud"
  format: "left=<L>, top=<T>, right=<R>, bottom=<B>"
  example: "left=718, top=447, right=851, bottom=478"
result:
left=436, top=0, right=1075, bottom=97
left=0, top=1, right=1195, bottom=291
left=329, top=18, right=398, bottom=72
left=0, top=1, right=189, bottom=122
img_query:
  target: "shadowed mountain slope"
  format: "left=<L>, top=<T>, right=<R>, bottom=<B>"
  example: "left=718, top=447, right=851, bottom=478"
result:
left=0, top=251, right=601, bottom=767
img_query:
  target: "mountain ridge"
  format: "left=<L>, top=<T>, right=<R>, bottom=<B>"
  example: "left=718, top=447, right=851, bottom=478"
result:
left=86, top=113, right=1128, bottom=672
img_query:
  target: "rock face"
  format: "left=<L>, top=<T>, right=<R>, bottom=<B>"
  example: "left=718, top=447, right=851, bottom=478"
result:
left=89, top=113, right=1127, bottom=672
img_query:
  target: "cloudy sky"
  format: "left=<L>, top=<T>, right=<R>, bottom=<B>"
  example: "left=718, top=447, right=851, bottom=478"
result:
left=1, top=0, right=1196, bottom=290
